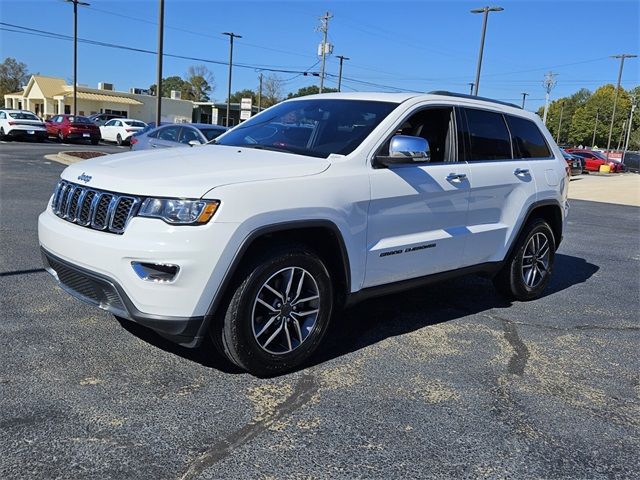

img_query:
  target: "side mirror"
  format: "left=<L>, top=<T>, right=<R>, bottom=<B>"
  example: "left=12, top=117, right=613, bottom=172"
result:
left=374, top=135, right=430, bottom=167
left=188, top=139, right=203, bottom=147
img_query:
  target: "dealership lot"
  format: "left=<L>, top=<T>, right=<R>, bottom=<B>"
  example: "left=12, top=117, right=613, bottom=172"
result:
left=1, top=142, right=638, bottom=479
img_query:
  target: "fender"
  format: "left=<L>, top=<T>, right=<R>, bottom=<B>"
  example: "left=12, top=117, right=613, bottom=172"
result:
left=192, top=219, right=352, bottom=345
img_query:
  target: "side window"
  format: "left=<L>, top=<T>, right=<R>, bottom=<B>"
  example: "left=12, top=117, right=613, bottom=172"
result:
left=104, top=120, right=114, bottom=127
left=378, top=106, right=458, bottom=163
left=158, top=125, right=180, bottom=142
left=113, top=120, right=122, bottom=127
left=147, top=128, right=160, bottom=139
left=506, top=115, right=551, bottom=158
left=461, top=108, right=512, bottom=161
left=0, top=112, right=6, bottom=119
left=178, top=127, right=200, bottom=144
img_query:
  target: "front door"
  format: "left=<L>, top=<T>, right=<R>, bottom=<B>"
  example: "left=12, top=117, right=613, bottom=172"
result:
left=364, top=105, right=471, bottom=288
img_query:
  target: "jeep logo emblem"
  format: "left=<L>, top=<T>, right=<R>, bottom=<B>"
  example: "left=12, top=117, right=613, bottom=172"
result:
left=77, top=172, right=92, bottom=183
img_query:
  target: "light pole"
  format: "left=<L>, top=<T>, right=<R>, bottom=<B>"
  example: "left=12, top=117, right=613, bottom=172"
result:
left=223, top=32, right=242, bottom=127
left=258, top=73, right=263, bottom=112
left=521, top=92, right=529, bottom=109
left=65, top=0, right=89, bottom=116
left=336, top=55, right=349, bottom=92
left=623, top=96, right=636, bottom=154
left=556, top=100, right=565, bottom=144
left=592, top=108, right=600, bottom=147
left=470, top=6, right=503, bottom=96
left=606, top=54, right=637, bottom=156
left=155, top=0, right=164, bottom=126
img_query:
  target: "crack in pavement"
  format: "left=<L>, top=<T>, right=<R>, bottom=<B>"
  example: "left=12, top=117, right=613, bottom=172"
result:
left=484, top=314, right=530, bottom=376
left=178, top=374, right=318, bottom=480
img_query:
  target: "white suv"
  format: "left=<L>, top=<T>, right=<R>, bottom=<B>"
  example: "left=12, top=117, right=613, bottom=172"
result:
left=38, top=92, right=568, bottom=376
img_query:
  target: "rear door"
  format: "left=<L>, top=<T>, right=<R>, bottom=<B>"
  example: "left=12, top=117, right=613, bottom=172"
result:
left=149, top=125, right=181, bottom=148
left=365, top=104, right=471, bottom=287
left=461, top=108, right=538, bottom=266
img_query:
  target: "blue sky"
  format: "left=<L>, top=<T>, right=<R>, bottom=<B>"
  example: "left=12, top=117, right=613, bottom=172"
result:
left=1, top=0, right=638, bottom=111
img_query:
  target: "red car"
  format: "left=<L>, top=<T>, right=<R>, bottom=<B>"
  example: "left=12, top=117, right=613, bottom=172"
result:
left=46, top=114, right=101, bottom=144
left=565, top=148, right=623, bottom=173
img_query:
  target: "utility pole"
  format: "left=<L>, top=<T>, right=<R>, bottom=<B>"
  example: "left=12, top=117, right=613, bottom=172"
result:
left=556, top=100, right=565, bottom=144
left=542, top=71, right=558, bottom=125
left=258, top=73, right=263, bottom=112
left=521, top=92, right=529, bottom=109
left=336, top=55, right=349, bottom=92
left=617, top=119, right=627, bottom=150
left=317, top=11, right=333, bottom=93
left=65, top=0, right=89, bottom=116
left=623, top=96, right=636, bottom=154
left=470, top=6, right=503, bottom=96
left=155, top=0, right=164, bottom=126
left=223, top=32, right=242, bottom=127
left=592, top=108, right=600, bottom=147
left=606, top=54, right=637, bottom=157
left=468, top=82, right=475, bottom=95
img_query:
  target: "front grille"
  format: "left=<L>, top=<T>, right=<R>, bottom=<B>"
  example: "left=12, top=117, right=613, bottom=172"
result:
left=43, top=250, right=128, bottom=316
left=51, top=180, right=140, bottom=234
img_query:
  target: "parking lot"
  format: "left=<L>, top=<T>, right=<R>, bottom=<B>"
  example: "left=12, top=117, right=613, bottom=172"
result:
left=1, top=141, right=639, bottom=479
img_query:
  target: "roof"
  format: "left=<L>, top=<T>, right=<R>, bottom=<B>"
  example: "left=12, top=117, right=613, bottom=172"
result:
left=30, top=75, right=67, bottom=97
left=62, top=91, right=143, bottom=105
left=287, top=92, right=419, bottom=103
left=4, top=90, right=24, bottom=97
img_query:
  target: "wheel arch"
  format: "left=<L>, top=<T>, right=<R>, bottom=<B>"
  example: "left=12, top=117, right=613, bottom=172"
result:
left=507, top=200, right=563, bottom=261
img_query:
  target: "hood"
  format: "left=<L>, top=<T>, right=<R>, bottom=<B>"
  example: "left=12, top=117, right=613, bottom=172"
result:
left=60, top=145, right=330, bottom=198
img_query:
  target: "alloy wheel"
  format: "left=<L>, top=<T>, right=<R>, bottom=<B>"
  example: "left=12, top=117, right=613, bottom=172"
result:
left=251, top=267, right=320, bottom=355
left=521, top=232, right=551, bottom=288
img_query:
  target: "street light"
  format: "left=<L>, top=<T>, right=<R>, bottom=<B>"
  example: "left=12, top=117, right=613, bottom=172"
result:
left=222, top=32, right=242, bottom=127
left=64, top=0, right=90, bottom=116
left=470, top=5, right=503, bottom=96
left=606, top=53, right=637, bottom=157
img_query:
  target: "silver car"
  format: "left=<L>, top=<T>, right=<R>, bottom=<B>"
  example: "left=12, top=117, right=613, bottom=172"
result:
left=130, top=123, right=228, bottom=151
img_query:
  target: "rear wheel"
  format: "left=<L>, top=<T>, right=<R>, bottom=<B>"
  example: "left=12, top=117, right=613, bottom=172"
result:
left=0, top=127, right=6, bottom=140
left=493, top=218, right=556, bottom=301
left=116, top=134, right=123, bottom=146
left=57, top=130, right=65, bottom=143
left=91, top=138, right=99, bottom=145
left=211, top=244, right=334, bottom=377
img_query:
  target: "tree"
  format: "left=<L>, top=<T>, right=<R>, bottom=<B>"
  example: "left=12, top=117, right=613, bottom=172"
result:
left=537, top=88, right=591, bottom=144
left=185, top=65, right=215, bottom=102
left=228, top=89, right=257, bottom=104
left=148, top=75, right=189, bottom=98
left=287, top=85, right=338, bottom=99
left=0, top=57, right=29, bottom=107
left=261, top=74, right=284, bottom=108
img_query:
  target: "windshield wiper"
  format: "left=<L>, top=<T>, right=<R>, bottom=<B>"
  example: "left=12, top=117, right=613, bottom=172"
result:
left=242, top=144, right=292, bottom=154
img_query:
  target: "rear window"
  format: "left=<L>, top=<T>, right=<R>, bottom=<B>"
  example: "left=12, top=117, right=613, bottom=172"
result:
left=199, top=128, right=226, bottom=141
left=9, top=112, right=39, bottom=121
left=506, top=115, right=551, bottom=158
left=461, top=108, right=512, bottom=160
left=68, top=116, right=92, bottom=124
left=125, top=120, right=146, bottom=128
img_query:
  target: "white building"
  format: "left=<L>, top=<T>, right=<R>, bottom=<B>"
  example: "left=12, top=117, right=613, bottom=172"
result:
left=4, top=75, right=195, bottom=123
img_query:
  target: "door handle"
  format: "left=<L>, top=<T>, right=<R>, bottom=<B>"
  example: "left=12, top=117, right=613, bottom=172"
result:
left=446, top=173, right=467, bottom=182
left=514, top=168, right=530, bottom=176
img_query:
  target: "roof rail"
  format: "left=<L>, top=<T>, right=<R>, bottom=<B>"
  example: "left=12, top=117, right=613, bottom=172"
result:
left=427, top=90, right=522, bottom=109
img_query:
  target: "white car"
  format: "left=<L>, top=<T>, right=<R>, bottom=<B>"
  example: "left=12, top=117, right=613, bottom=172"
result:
left=0, top=109, right=47, bottom=141
left=39, top=91, right=568, bottom=376
left=99, top=118, right=147, bottom=146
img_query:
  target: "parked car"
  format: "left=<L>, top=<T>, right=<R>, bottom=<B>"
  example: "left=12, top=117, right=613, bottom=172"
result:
left=100, top=118, right=147, bottom=146
left=88, top=113, right=125, bottom=126
left=0, top=109, right=47, bottom=141
left=565, top=148, right=623, bottom=172
left=560, top=148, right=584, bottom=176
left=46, top=114, right=101, bottom=145
left=39, top=91, right=568, bottom=376
left=131, top=123, right=228, bottom=150
left=622, top=151, right=640, bottom=173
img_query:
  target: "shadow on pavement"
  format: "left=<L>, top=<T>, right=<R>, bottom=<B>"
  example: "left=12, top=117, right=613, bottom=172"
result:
left=116, top=253, right=598, bottom=375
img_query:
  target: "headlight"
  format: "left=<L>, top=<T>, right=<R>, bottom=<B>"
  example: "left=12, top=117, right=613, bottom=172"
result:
left=138, top=198, right=219, bottom=225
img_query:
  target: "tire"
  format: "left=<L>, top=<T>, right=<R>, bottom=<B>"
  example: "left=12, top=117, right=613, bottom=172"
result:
left=91, top=139, right=99, bottom=145
left=57, top=131, right=65, bottom=143
left=116, top=134, right=123, bottom=146
left=211, top=244, right=334, bottom=377
left=0, top=127, right=6, bottom=140
left=493, top=218, right=556, bottom=301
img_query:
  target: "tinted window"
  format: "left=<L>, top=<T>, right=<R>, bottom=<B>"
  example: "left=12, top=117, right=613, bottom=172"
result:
left=125, top=120, right=146, bottom=128
left=462, top=108, right=512, bottom=160
left=158, top=125, right=180, bottom=142
left=506, top=115, right=550, bottom=158
left=199, top=127, right=226, bottom=141
left=68, top=115, right=92, bottom=124
left=0, top=112, right=5, bottom=119
left=9, top=112, right=39, bottom=121
left=178, top=127, right=200, bottom=144
left=216, top=99, right=397, bottom=158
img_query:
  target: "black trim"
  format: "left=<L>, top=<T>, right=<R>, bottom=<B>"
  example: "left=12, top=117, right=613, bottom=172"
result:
left=41, top=248, right=204, bottom=345
left=196, top=220, right=351, bottom=341
left=504, top=199, right=564, bottom=259
left=346, top=262, right=502, bottom=306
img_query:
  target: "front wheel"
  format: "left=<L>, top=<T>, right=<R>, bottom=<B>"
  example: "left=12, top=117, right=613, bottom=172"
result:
left=493, top=218, right=556, bottom=301
left=116, top=134, right=123, bottom=146
left=57, top=131, right=65, bottom=143
left=211, top=245, right=334, bottom=377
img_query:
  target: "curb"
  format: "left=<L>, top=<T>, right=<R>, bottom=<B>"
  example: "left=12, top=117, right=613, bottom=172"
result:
left=44, top=151, right=108, bottom=166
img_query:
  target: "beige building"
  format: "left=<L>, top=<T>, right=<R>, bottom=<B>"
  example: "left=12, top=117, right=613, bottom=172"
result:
left=4, top=75, right=195, bottom=123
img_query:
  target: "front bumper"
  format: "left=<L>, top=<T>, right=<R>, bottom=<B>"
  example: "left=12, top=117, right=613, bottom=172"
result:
left=38, top=206, right=240, bottom=344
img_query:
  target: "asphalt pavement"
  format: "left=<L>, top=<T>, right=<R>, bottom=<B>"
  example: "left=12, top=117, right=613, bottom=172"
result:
left=1, top=141, right=639, bottom=479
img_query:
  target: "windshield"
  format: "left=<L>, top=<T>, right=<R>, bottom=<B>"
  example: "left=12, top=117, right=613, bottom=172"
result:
left=9, top=112, right=39, bottom=120
left=68, top=116, right=92, bottom=124
left=216, top=99, right=398, bottom=158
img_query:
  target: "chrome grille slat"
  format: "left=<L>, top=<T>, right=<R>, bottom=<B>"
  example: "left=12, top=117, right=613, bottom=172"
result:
left=50, top=181, right=140, bottom=235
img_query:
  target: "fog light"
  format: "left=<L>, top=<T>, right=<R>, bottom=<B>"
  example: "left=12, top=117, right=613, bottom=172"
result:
left=131, top=262, right=180, bottom=283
